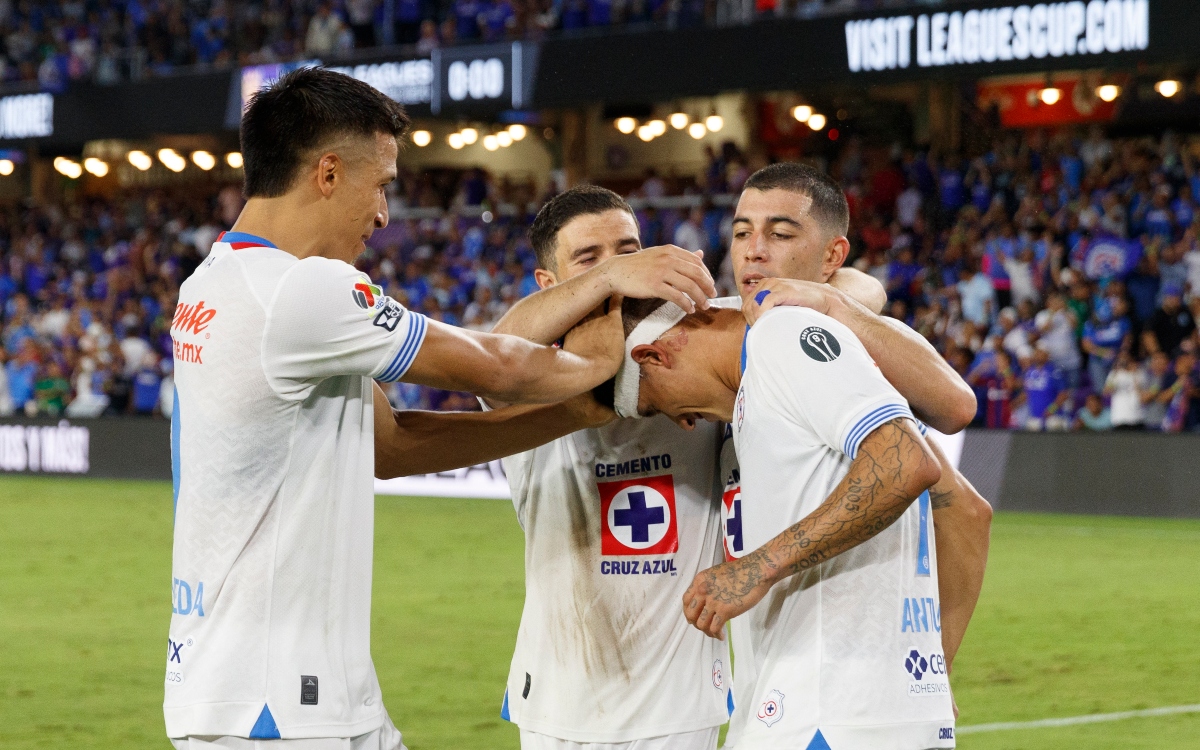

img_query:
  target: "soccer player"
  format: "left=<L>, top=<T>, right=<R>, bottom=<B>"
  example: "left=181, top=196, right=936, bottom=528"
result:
left=165, top=68, right=625, bottom=750
left=620, top=295, right=951, bottom=747
left=484, top=185, right=977, bottom=749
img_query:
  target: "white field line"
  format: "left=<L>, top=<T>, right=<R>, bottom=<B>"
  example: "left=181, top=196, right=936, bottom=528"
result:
left=958, top=704, right=1200, bottom=734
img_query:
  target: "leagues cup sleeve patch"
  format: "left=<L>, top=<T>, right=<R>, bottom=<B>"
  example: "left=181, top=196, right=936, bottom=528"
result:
left=598, top=474, right=679, bottom=556
left=799, top=326, right=841, bottom=362
left=352, top=281, right=383, bottom=310
left=373, top=298, right=406, bottom=331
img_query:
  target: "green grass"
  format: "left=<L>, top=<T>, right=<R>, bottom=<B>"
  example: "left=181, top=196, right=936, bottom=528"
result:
left=1, top=477, right=1198, bottom=749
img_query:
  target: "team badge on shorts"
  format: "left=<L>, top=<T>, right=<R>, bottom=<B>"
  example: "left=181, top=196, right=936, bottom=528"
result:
left=597, top=475, right=679, bottom=555
left=721, top=485, right=744, bottom=561
left=757, top=689, right=785, bottom=727
left=712, top=659, right=724, bottom=689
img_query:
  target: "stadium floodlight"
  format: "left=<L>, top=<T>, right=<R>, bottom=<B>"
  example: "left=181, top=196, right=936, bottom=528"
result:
left=705, top=114, right=724, bottom=132
left=157, top=148, right=186, bottom=172
left=1096, top=84, right=1121, bottom=102
left=1039, top=87, right=1062, bottom=105
left=615, top=117, right=637, bottom=134
left=637, top=124, right=655, bottom=142
left=447, top=132, right=465, bottom=149
left=669, top=112, right=689, bottom=129
left=483, top=134, right=499, bottom=151
left=83, top=157, right=109, bottom=177
left=128, top=150, right=153, bottom=170
left=1155, top=80, right=1181, bottom=98
left=508, top=123, right=527, bottom=140
left=792, top=105, right=813, bottom=123
left=411, top=130, right=432, bottom=147
left=190, top=151, right=216, bottom=171
left=496, top=131, right=513, bottom=148
left=0, top=159, right=13, bottom=176
left=53, top=157, right=83, bottom=179
left=807, top=113, right=827, bottom=131
left=647, top=119, right=667, bottom=137
left=688, top=122, right=706, bottom=139
left=225, top=152, right=243, bottom=169
left=460, top=127, right=479, bottom=145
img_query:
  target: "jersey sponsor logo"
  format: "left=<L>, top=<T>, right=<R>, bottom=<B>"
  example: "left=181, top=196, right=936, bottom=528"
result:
left=598, top=474, right=679, bottom=555
left=172, top=300, right=217, bottom=337
left=757, top=689, right=785, bottom=727
left=905, top=648, right=949, bottom=696
left=594, top=452, right=672, bottom=479
left=353, top=281, right=384, bottom=310
left=172, top=339, right=204, bottom=364
left=372, top=298, right=406, bottom=331
left=172, top=578, right=206, bottom=617
left=712, top=659, right=724, bottom=689
left=721, top=485, right=744, bottom=561
left=165, top=635, right=195, bottom=685
left=902, top=596, right=942, bottom=633
left=799, top=326, right=842, bottom=362
left=600, top=558, right=677, bottom=575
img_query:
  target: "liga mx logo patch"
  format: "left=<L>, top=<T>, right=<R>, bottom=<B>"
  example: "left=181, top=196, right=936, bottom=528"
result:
left=597, top=475, right=679, bottom=556
left=721, top=485, right=744, bottom=561
left=352, top=281, right=383, bottom=310
left=799, top=326, right=841, bottom=362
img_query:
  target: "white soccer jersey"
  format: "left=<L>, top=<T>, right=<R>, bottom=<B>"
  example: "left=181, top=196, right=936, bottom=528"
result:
left=728, top=307, right=955, bottom=750
left=165, top=232, right=428, bottom=741
left=498, top=416, right=731, bottom=743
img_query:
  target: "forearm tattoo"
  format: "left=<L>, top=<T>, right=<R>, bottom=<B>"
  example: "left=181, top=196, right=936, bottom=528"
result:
left=929, top=488, right=955, bottom=510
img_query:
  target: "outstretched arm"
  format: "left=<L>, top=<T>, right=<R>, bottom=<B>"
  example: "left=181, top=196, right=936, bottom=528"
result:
left=373, top=383, right=613, bottom=478
left=682, top=418, right=941, bottom=638
left=925, top=436, right=992, bottom=670
left=744, top=278, right=977, bottom=434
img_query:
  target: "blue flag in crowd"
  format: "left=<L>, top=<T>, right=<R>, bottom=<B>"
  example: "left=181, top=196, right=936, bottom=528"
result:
left=1076, top=235, right=1142, bottom=280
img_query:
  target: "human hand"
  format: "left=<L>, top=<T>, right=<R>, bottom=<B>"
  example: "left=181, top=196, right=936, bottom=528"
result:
left=599, top=246, right=715, bottom=313
left=562, top=294, right=625, bottom=380
left=682, top=550, right=774, bottom=639
left=742, top=277, right=837, bottom=326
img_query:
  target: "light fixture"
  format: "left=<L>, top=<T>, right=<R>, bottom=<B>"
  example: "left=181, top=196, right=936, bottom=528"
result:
left=157, top=148, right=186, bottom=172
left=1039, top=87, right=1062, bottom=105
left=83, top=157, right=109, bottom=177
left=688, top=122, right=707, bottom=139
left=647, top=119, right=666, bottom=137
left=225, top=152, right=243, bottom=169
left=1155, top=79, right=1181, bottom=98
left=128, top=150, right=153, bottom=170
left=508, top=123, right=527, bottom=140
left=705, top=114, right=724, bottom=132
left=496, top=131, right=513, bottom=148
left=637, top=125, right=655, bottom=142
left=460, top=127, right=479, bottom=145
left=483, top=134, right=499, bottom=151
left=792, top=105, right=813, bottom=122
left=190, top=151, right=216, bottom=171
left=1096, top=84, right=1121, bottom=102
left=0, top=159, right=13, bottom=176
left=669, top=112, right=689, bottom=129
left=808, top=113, right=827, bottom=131
left=448, top=132, right=464, bottom=149
left=411, top=130, right=432, bottom=147
left=615, top=117, right=637, bottom=134
left=54, top=157, right=83, bottom=179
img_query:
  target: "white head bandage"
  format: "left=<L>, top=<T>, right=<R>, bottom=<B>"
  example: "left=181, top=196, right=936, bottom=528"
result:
left=613, top=301, right=688, bottom=419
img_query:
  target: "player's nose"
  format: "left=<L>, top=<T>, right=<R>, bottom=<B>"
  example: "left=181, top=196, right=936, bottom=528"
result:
left=375, top=197, right=389, bottom=229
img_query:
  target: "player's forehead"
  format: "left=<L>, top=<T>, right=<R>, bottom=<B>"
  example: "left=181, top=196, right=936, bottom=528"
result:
left=734, top=188, right=815, bottom=227
left=555, top=209, right=640, bottom=258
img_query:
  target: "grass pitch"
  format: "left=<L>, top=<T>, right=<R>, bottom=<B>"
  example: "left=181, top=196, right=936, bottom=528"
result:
left=0, top=476, right=1198, bottom=749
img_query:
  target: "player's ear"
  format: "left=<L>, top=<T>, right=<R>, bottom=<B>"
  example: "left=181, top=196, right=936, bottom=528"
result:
left=819, top=235, right=851, bottom=281
left=631, top=342, right=672, bottom=369
left=317, top=152, right=340, bottom=198
left=534, top=268, right=558, bottom=289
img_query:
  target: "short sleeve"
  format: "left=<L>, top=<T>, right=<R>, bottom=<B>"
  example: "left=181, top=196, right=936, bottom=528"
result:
left=746, top=307, right=914, bottom=459
left=262, top=257, right=428, bottom=397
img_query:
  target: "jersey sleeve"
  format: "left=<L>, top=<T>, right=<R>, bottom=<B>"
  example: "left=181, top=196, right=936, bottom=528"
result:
left=746, top=307, right=915, bottom=459
left=262, top=257, right=428, bottom=397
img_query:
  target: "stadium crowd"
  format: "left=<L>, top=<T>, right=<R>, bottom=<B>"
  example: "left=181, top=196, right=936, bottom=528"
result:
left=3, top=0, right=908, bottom=89
left=2, top=127, right=1200, bottom=432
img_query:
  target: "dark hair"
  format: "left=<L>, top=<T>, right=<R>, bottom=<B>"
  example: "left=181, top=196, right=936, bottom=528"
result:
left=240, top=66, right=410, bottom=198
left=743, top=162, right=850, bottom=237
left=529, top=185, right=636, bottom=271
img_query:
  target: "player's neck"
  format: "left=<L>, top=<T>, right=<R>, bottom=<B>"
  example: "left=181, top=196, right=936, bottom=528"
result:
left=691, top=310, right=745, bottom=420
left=231, top=195, right=344, bottom=262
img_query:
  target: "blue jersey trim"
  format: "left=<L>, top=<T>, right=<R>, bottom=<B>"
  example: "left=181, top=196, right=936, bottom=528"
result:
left=843, top=403, right=914, bottom=458
left=171, top=386, right=181, bottom=520
left=378, top=313, right=428, bottom=382
left=500, top=689, right=511, bottom=721
left=726, top=688, right=735, bottom=716
left=249, top=704, right=281, bottom=739
left=805, top=729, right=833, bottom=750
left=739, top=325, right=749, bottom=376
left=220, top=231, right=278, bottom=249
left=916, top=490, right=931, bottom=576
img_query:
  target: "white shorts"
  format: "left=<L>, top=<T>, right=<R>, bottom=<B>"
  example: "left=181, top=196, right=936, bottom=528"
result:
left=171, top=713, right=406, bottom=750
left=519, top=726, right=719, bottom=750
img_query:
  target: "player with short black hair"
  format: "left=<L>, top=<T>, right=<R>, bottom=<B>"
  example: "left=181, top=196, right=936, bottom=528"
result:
left=165, top=67, right=624, bottom=750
